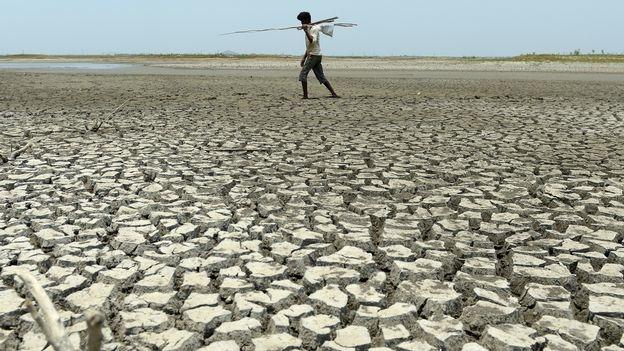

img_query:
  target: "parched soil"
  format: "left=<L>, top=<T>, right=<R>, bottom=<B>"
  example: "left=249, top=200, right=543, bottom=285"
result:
left=1, top=70, right=624, bottom=350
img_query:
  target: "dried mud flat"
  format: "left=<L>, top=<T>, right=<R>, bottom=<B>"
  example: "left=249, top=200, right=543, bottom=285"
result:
left=1, top=69, right=624, bottom=351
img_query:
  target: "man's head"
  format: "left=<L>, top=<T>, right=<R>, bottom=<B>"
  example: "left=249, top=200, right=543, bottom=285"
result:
left=297, top=12, right=312, bottom=24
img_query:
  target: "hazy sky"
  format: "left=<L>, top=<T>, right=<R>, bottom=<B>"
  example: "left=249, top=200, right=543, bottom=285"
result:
left=1, top=0, right=622, bottom=57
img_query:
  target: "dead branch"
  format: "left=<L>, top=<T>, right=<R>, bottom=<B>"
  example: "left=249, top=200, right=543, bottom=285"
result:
left=86, top=310, right=104, bottom=351
left=85, top=120, right=104, bottom=132
left=208, top=148, right=271, bottom=152
left=15, top=270, right=75, bottom=351
left=9, top=142, right=33, bottom=160
left=24, top=299, right=46, bottom=327
left=85, top=99, right=130, bottom=133
left=1, top=132, right=22, bottom=138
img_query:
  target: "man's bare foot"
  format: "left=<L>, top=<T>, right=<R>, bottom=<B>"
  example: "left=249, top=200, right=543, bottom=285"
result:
left=302, top=96, right=309, bottom=99
left=330, top=95, right=341, bottom=98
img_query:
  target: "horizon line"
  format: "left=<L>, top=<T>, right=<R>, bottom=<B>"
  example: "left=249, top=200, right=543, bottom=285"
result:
left=2, top=52, right=624, bottom=60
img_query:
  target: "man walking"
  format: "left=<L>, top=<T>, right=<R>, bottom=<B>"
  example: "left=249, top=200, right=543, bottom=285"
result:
left=297, top=12, right=339, bottom=99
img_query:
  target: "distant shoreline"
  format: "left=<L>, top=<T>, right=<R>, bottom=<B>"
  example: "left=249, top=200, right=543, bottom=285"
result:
left=3, top=55, right=624, bottom=77
left=2, top=53, right=624, bottom=63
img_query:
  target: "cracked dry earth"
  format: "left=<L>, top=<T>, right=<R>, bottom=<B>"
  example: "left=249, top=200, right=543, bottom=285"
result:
left=1, top=71, right=624, bottom=351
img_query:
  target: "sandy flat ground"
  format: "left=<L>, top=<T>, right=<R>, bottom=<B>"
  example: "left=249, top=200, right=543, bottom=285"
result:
left=3, top=56, right=624, bottom=81
left=1, top=60, right=624, bottom=350
left=5, top=56, right=624, bottom=72
left=147, top=56, right=624, bottom=73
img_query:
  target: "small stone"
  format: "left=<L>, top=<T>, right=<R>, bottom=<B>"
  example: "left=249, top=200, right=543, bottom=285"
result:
left=49, top=274, right=89, bottom=298
left=381, top=324, right=411, bottom=347
left=110, top=228, right=147, bottom=255
left=252, top=333, right=302, bottom=351
left=390, top=259, right=444, bottom=284
left=181, top=271, right=211, bottom=293
left=300, top=314, right=340, bottom=349
left=543, top=334, right=579, bottom=351
left=333, top=325, right=372, bottom=350
left=588, top=295, right=624, bottom=318
left=510, top=264, right=575, bottom=294
left=454, top=272, right=510, bottom=296
left=416, top=316, right=466, bottom=350
left=481, top=324, right=546, bottom=351
left=473, top=288, right=518, bottom=308
left=65, top=283, right=114, bottom=312
left=534, top=316, right=600, bottom=350
left=98, top=263, right=139, bottom=288
left=0, top=328, right=18, bottom=350
left=119, top=307, right=171, bottom=335
left=395, top=279, right=462, bottom=317
left=396, top=339, right=436, bottom=351
left=460, top=301, right=520, bottom=334
left=171, top=223, right=199, bottom=239
left=182, top=293, right=220, bottom=312
left=520, top=283, right=571, bottom=306
left=19, top=329, right=48, bottom=351
left=353, top=305, right=381, bottom=332
left=182, top=305, right=232, bottom=335
left=268, top=304, right=314, bottom=333
left=33, top=228, right=73, bottom=248
left=137, top=328, right=201, bottom=351
left=125, top=291, right=176, bottom=311
left=286, top=227, right=325, bottom=246
left=317, top=246, right=375, bottom=277
left=462, top=343, right=489, bottom=351
left=245, top=261, right=287, bottom=286
left=462, top=257, right=497, bottom=275
left=198, top=340, right=240, bottom=351
left=134, top=265, right=176, bottom=293
left=310, top=284, right=349, bottom=316
left=303, top=266, right=361, bottom=289
left=0, top=290, right=24, bottom=327
left=345, top=284, right=386, bottom=306
left=211, top=317, right=262, bottom=343
left=577, top=262, right=624, bottom=284
left=378, top=303, right=418, bottom=330
left=220, top=277, right=254, bottom=296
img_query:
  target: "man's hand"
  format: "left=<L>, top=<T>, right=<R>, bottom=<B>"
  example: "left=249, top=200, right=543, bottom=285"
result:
left=301, top=24, right=315, bottom=43
left=300, top=57, right=306, bottom=67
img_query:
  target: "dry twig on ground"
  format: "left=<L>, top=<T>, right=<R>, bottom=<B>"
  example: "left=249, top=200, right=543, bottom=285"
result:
left=15, top=269, right=76, bottom=351
left=9, top=142, right=33, bottom=160
left=85, top=99, right=130, bottom=132
left=86, top=311, right=104, bottom=351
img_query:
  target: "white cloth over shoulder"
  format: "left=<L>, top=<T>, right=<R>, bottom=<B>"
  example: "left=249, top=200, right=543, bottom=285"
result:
left=320, top=24, right=335, bottom=37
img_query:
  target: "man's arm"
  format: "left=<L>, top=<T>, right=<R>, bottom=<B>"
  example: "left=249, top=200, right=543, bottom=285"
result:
left=303, top=25, right=315, bottom=43
left=300, top=52, right=308, bottom=67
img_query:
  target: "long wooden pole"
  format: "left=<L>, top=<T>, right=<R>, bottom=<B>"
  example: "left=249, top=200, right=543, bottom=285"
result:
left=221, top=17, right=340, bottom=36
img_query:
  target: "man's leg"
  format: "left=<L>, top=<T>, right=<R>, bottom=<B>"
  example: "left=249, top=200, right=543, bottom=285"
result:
left=323, top=81, right=339, bottom=98
left=313, top=60, right=339, bottom=98
left=299, top=58, right=313, bottom=99
left=301, top=81, right=309, bottom=99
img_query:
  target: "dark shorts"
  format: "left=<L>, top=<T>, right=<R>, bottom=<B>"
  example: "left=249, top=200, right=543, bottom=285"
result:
left=299, top=55, right=327, bottom=84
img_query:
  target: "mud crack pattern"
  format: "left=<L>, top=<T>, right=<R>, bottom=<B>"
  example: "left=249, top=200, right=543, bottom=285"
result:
left=1, top=72, right=624, bottom=350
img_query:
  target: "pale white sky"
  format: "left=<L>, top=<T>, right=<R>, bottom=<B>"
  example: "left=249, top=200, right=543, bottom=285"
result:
left=1, top=0, right=622, bottom=56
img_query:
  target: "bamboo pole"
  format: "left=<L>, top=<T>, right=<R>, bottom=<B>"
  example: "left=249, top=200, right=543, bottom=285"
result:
left=221, top=16, right=343, bottom=36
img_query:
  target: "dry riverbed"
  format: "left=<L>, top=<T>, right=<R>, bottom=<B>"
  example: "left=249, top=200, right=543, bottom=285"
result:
left=1, top=63, right=624, bottom=350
